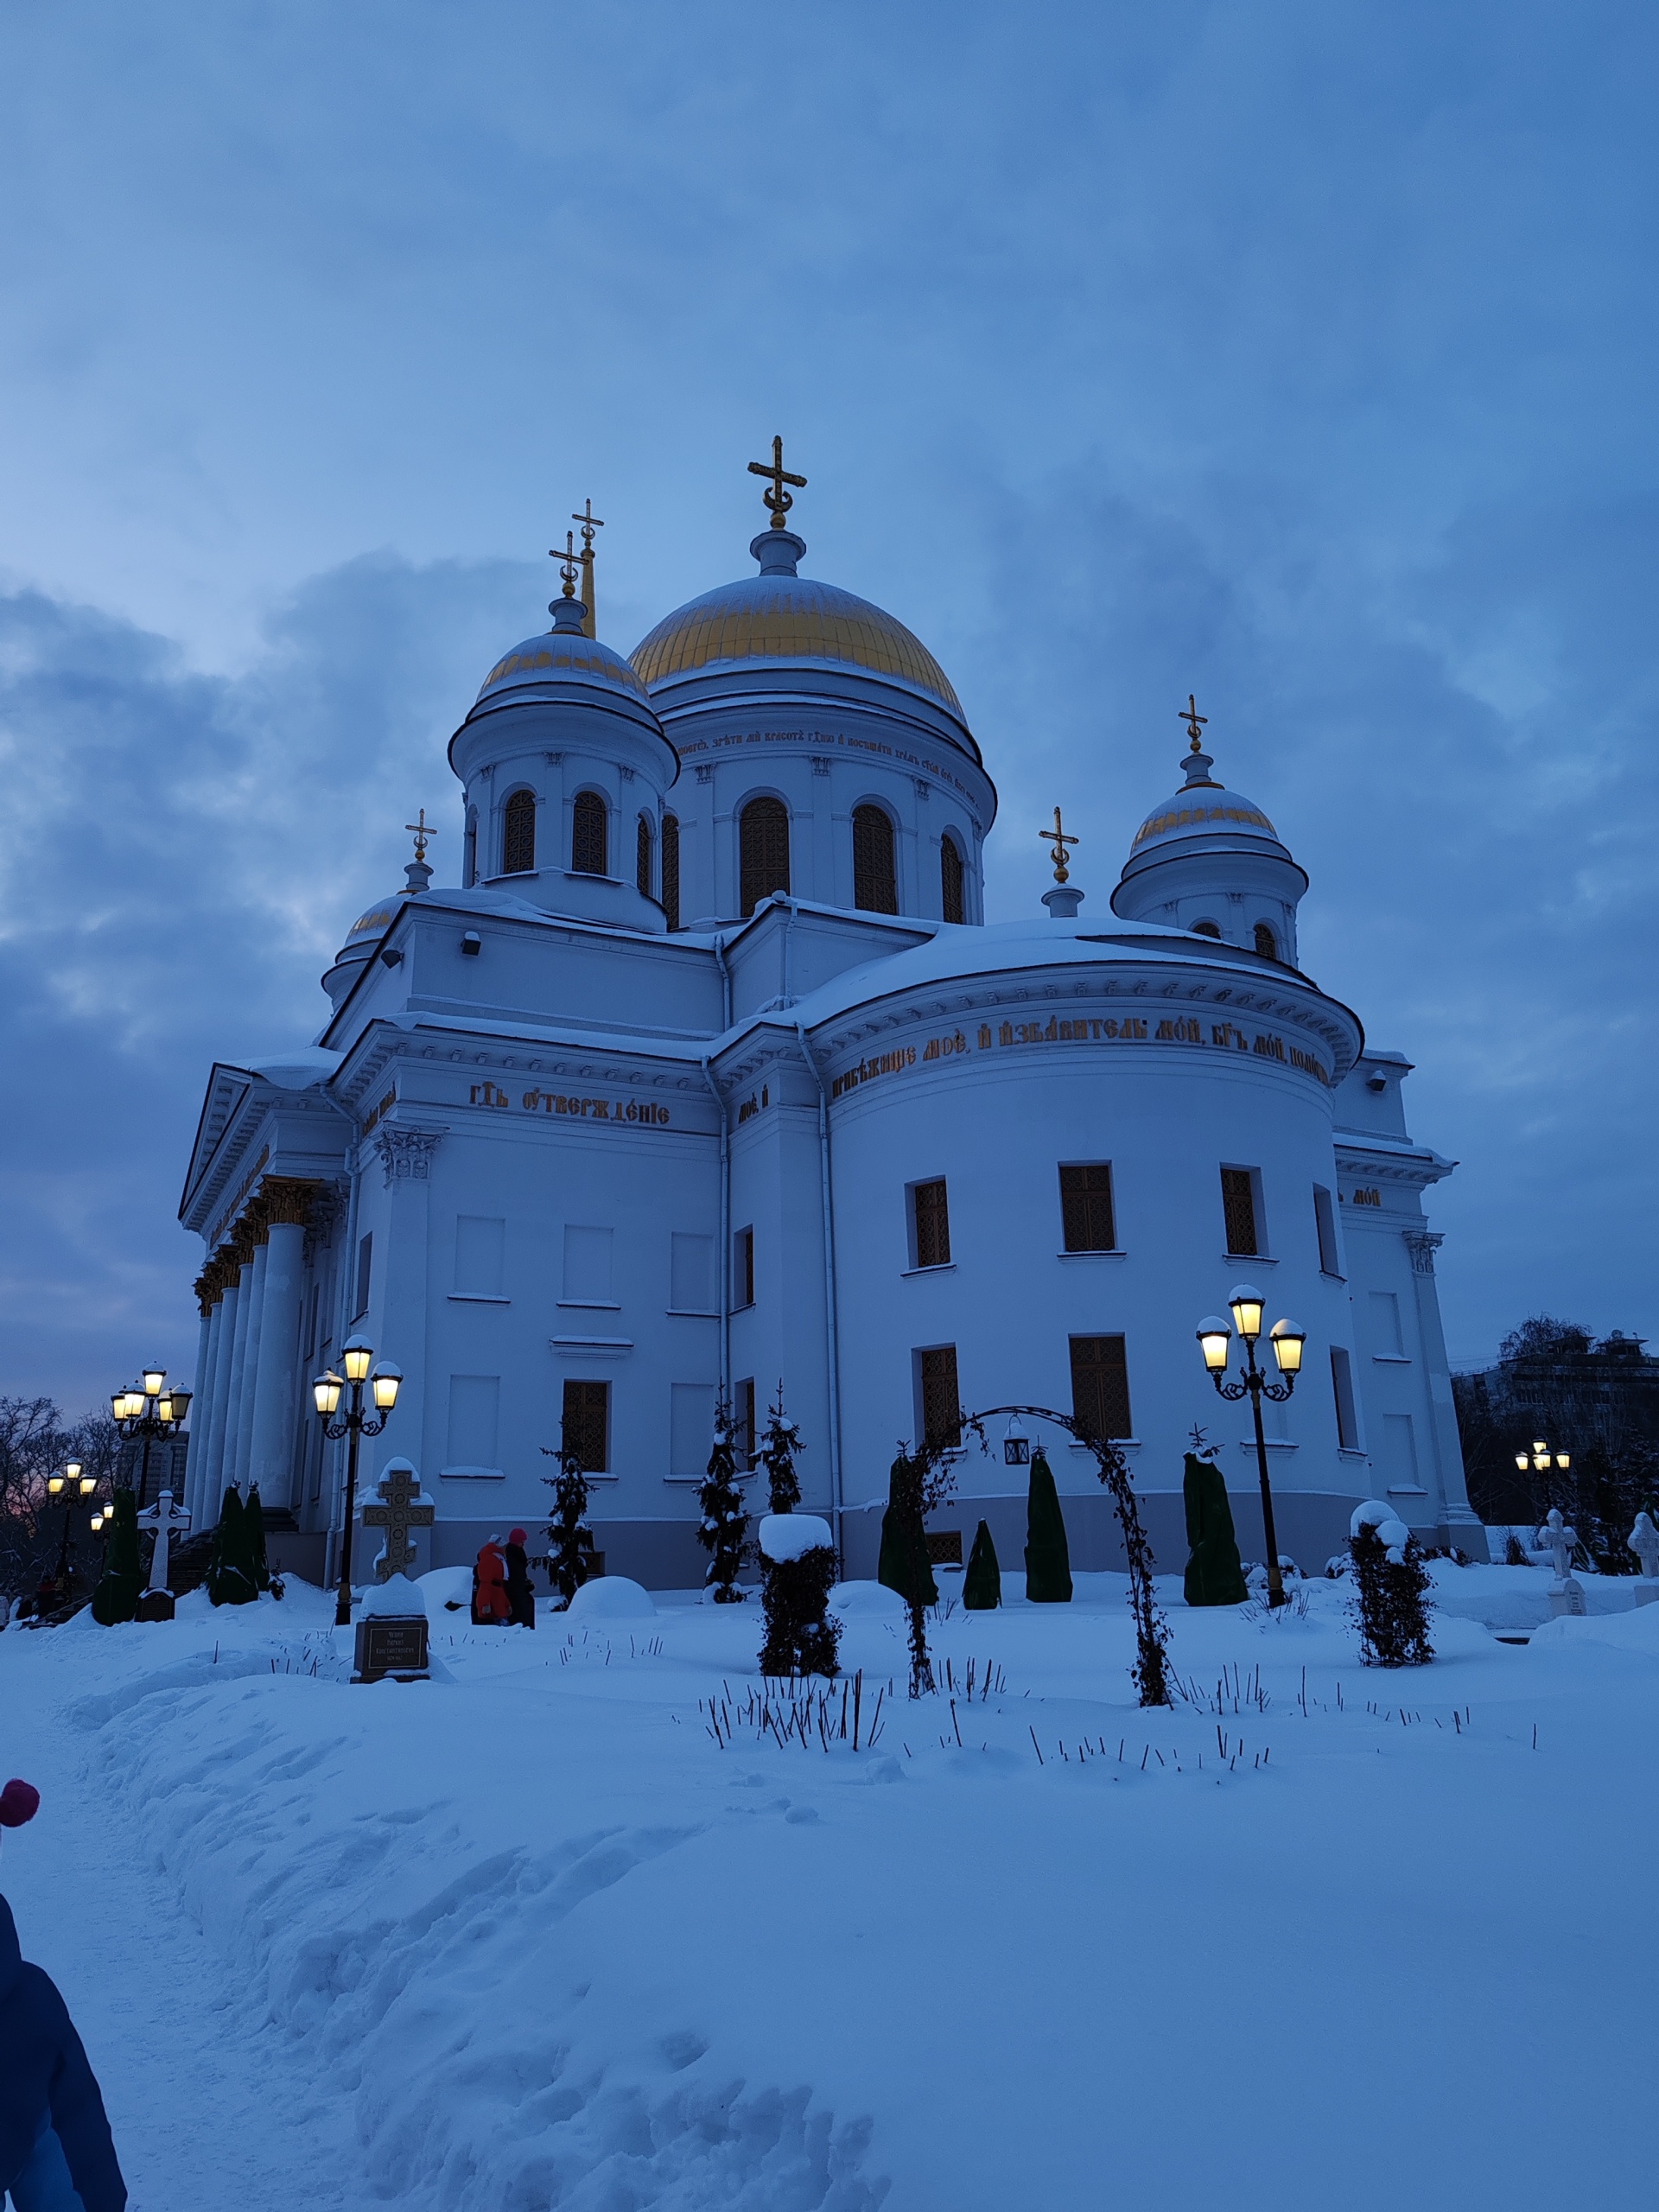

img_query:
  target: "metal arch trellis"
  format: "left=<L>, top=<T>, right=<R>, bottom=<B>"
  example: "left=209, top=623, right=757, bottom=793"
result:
left=962, top=1404, right=1172, bottom=1709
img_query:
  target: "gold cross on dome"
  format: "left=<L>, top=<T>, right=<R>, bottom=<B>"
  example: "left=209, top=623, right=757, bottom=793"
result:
left=404, top=809, right=439, bottom=863
left=747, top=435, right=807, bottom=528
left=1179, top=693, right=1209, bottom=751
left=550, top=530, right=580, bottom=597
left=1039, top=806, right=1078, bottom=884
left=571, top=497, right=605, bottom=554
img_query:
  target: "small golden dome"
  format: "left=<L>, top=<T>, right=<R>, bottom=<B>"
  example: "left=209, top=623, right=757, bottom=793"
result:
left=631, top=575, right=963, bottom=717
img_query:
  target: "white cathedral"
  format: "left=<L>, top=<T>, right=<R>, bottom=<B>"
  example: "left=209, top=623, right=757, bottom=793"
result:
left=177, top=457, right=1483, bottom=1589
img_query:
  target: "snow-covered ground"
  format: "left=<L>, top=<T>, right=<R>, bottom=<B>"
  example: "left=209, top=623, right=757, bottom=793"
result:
left=3, top=1562, right=1656, bottom=2210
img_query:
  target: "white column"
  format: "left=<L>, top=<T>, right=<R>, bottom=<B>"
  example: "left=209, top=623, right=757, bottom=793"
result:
left=231, top=1238, right=270, bottom=1492
left=201, top=1277, right=240, bottom=1511
left=248, top=1217, right=308, bottom=1505
left=186, top=1299, right=222, bottom=1527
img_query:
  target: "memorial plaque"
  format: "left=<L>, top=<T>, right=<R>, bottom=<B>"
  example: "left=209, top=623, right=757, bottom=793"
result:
left=353, top=1613, right=429, bottom=1682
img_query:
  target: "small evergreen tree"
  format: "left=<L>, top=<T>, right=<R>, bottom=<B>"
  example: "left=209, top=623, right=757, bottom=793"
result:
left=963, top=1518, right=1001, bottom=1610
left=1349, top=1504, right=1435, bottom=1666
left=877, top=1452, right=938, bottom=1609
left=756, top=1389, right=841, bottom=1678
left=1182, top=1451, right=1249, bottom=1605
left=90, top=1489, right=143, bottom=1624
left=1024, top=1449, right=1072, bottom=1602
left=244, top=1484, right=271, bottom=1592
left=541, top=1436, right=593, bottom=1608
left=697, top=1403, right=749, bottom=1603
left=887, top=1439, right=958, bottom=1694
left=207, top=1488, right=257, bottom=1607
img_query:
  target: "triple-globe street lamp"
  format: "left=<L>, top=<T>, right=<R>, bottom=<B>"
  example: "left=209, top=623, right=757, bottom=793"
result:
left=45, top=1460, right=99, bottom=1597
left=312, top=1336, right=402, bottom=1626
left=111, top=1368, right=192, bottom=1509
left=1196, top=1284, right=1306, bottom=1610
left=1518, top=1438, right=1570, bottom=1479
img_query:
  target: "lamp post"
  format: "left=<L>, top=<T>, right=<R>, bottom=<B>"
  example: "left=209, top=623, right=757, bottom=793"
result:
left=312, top=1336, right=402, bottom=1627
left=1197, top=1284, right=1306, bottom=1609
left=1516, top=1438, right=1570, bottom=1482
left=111, top=1369, right=192, bottom=1510
left=46, top=1461, right=99, bottom=1596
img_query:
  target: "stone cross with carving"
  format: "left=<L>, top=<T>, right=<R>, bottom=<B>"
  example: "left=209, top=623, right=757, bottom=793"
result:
left=1629, top=1511, right=1659, bottom=1582
left=360, top=1461, right=435, bottom=1580
left=1538, top=1507, right=1577, bottom=1581
left=136, top=1490, right=191, bottom=1593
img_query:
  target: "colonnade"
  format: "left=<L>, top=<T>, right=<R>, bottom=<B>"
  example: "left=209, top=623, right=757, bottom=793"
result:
left=185, top=1178, right=324, bottom=1532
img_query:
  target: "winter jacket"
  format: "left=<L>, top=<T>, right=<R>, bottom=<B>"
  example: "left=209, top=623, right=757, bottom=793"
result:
left=0, top=1895, right=125, bottom=2212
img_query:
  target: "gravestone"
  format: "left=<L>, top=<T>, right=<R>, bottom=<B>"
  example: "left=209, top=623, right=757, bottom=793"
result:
left=134, top=1491, right=192, bottom=1622
left=1539, top=1508, right=1586, bottom=1618
left=1629, top=1511, right=1659, bottom=1605
left=359, top=1459, right=435, bottom=1581
left=353, top=1573, right=430, bottom=1682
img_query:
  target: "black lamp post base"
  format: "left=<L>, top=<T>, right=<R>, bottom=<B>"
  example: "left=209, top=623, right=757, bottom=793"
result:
left=135, top=1588, right=176, bottom=1623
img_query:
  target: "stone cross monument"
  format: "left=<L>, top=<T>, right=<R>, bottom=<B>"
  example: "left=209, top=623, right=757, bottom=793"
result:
left=1629, top=1510, right=1659, bottom=1605
left=135, top=1490, right=192, bottom=1622
left=1538, top=1507, right=1586, bottom=1618
left=359, top=1459, right=435, bottom=1581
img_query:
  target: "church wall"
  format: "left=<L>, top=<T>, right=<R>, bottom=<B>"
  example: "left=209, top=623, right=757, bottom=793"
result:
left=821, top=1032, right=1373, bottom=1571
left=720, top=902, right=935, bottom=1025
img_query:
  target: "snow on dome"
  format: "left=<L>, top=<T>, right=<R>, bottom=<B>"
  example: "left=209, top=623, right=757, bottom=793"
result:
left=759, top=1513, right=834, bottom=1563
left=564, top=1575, right=658, bottom=1620
left=475, top=628, right=649, bottom=705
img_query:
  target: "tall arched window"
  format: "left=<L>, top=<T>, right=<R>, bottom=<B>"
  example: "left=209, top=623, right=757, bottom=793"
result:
left=662, top=814, right=681, bottom=931
left=502, top=789, right=536, bottom=874
left=739, top=796, right=790, bottom=918
left=572, top=790, right=607, bottom=876
left=464, top=808, right=478, bottom=888
left=852, top=804, right=898, bottom=914
left=940, top=832, right=965, bottom=925
left=1253, top=920, right=1278, bottom=959
left=636, top=814, right=653, bottom=897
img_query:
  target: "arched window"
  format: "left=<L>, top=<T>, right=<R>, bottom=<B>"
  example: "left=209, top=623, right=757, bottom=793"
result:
left=1253, top=921, right=1278, bottom=959
left=502, top=789, right=536, bottom=874
left=636, top=814, right=653, bottom=897
left=662, top=814, right=681, bottom=931
left=572, top=790, right=607, bottom=876
left=1193, top=919, right=1221, bottom=938
left=464, top=808, right=478, bottom=888
left=739, top=796, right=790, bottom=918
left=940, top=833, right=965, bottom=925
left=852, top=804, right=898, bottom=914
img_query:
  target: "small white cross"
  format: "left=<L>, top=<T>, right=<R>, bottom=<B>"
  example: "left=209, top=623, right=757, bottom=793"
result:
left=135, top=1490, right=192, bottom=1593
left=1629, top=1512, right=1659, bottom=1582
left=1537, top=1507, right=1577, bottom=1582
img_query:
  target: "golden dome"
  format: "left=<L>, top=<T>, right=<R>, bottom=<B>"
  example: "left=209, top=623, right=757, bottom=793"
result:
left=630, top=575, right=964, bottom=717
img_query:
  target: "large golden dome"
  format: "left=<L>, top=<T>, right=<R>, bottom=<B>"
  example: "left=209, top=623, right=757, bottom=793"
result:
left=630, top=574, right=964, bottom=716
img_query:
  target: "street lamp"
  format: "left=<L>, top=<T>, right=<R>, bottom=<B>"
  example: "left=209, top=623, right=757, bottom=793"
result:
left=111, top=1370, right=193, bottom=1508
left=46, top=1461, right=99, bottom=1597
left=1195, top=1284, right=1307, bottom=1609
left=312, top=1337, right=401, bottom=1626
left=1516, top=1438, right=1570, bottom=1477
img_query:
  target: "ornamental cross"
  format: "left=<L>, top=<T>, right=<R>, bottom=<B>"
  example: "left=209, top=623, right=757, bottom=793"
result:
left=550, top=530, right=580, bottom=598
left=747, top=435, right=806, bottom=528
left=1039, top=805, right=1078, bottom=885
left=135, top=1490, right=191, bottom=1594
left=571, top=497, right=605, bottom=555
left=404, top=809, right=439, bottom=864
left=1180, top=694, right=1209, bottom=751
left=360, top=1462, right=435, bottom=1580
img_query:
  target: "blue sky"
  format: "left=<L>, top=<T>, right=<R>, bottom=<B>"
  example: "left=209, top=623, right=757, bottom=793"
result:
left=0, top=1, right=1654, bottom=1411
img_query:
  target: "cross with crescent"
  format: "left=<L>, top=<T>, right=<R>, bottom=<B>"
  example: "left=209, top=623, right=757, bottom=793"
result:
left=550, top=529, right=580, bottom=598
left=570, top=499, right=604, bottom=637
left=1039, top=805, right=1078, bottom=885
left=404, top=809, right=439, bottom=864
left=1179, top=694, right=1209, bottom=751
left=747, top=435, right=806, bottom=528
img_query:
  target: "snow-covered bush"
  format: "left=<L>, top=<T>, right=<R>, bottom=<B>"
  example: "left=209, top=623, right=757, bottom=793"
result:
left=1348, top=1500, right=1434, bottom=1667
left=696, top=1406, right=749, bottom=1603
left=756, top=1393, right=841, bottom=1678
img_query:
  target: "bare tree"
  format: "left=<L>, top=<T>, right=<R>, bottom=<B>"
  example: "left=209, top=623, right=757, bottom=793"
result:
left=0, top=1395, right=73, bottom=1598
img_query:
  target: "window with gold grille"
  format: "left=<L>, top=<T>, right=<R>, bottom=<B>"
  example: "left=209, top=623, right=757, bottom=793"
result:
left=918, top=1344, right=961, bottom=1450
left=572, top=791, right=607, bottom=876
left=1070, top=1334, right=1131, bottom=1441
left=912, top=1179, right=951, bottom=1269
left=1058, top=1163, right=1116, bottom=1252
left=636, top=815, right=652, bottom=897
left=852, top=804, right=898, bottom=914
left=502, top=789, right=536, bottom=874
left=739, top=796, right=790, bottom=917
left=1221, top=1167, right=1260, bottom=1256
left=940, top=834, right=965, bottom=924
left=661, top=814, right=681, bottom=930
left=561, top=1379, right=609, bottom=1472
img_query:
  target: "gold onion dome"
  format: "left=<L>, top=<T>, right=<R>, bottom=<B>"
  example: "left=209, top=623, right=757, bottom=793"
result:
left=474, top=617, right=650, bottom=705
left=630, top=556, right=964, bottom=719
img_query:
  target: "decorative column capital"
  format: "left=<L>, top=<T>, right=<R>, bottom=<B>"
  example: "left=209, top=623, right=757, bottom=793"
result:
left=1403, top=1229, right=1445, bottom=1275
left=259, top=1175, right=322, bottom=1229
left=373, top=1127, right=443, bottom=1188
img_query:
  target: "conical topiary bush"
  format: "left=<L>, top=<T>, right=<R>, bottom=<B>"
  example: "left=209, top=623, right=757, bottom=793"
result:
left=878, top=1452, right=938, bottom=1609
left=208, top=1488, right=257, bottom=1607
left=1024, top=1450, right=1072, bottom=1602
left=1182, top=1452, right=1249, bottom=1605
left=91, top=1490, right=143, bottom=1624
left=963, top=1519, right=1001, bottom=1610
left=244, top=1484, right=271, bottom=1592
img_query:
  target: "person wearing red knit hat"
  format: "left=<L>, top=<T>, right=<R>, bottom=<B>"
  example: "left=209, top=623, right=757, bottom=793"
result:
left=1, top=1779, right=127, bottom=2211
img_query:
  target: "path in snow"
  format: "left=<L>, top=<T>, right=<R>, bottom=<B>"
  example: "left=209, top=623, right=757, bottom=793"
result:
left=1, top=1622, right=368, bottom=2212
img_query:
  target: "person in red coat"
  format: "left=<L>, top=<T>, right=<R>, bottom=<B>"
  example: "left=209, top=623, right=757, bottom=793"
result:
left=471, top=1539, right=511, bottom=1624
